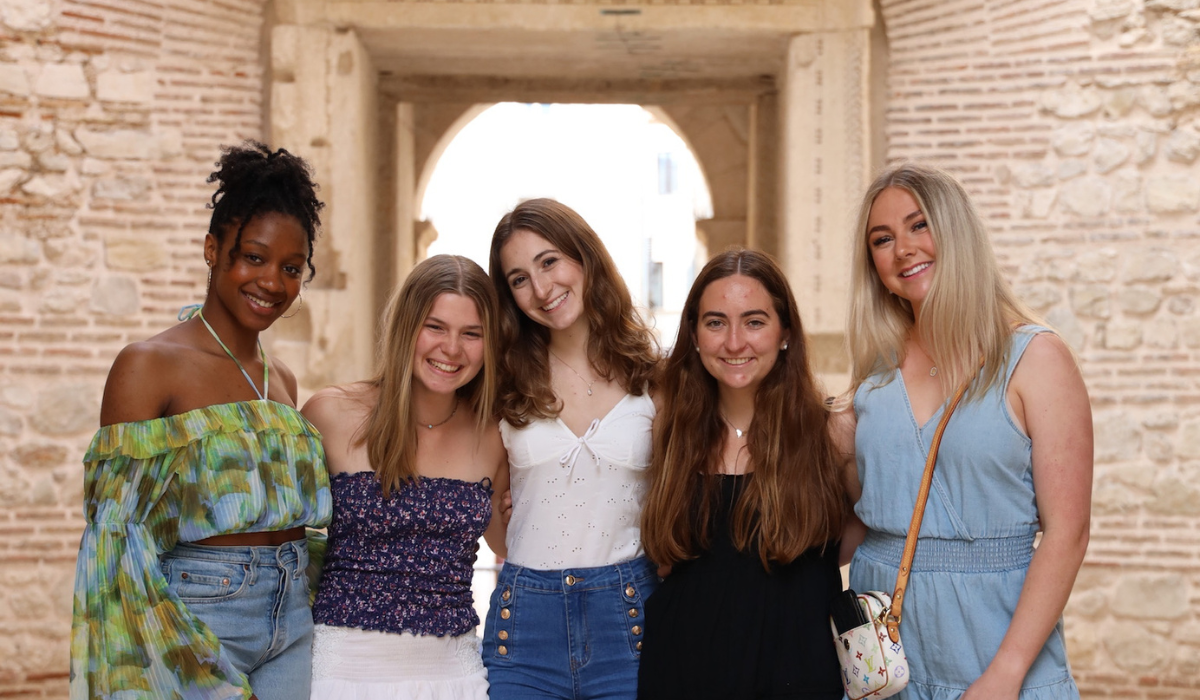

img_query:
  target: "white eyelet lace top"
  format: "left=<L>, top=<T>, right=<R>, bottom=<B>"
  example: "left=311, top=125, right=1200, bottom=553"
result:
left=500, top=392, right=655, bottom=570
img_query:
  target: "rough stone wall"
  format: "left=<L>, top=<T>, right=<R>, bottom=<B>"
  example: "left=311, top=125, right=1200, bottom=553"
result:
left=0, top=0, right=265, bottom=695
left=879, top=0, right=1200, bottom=696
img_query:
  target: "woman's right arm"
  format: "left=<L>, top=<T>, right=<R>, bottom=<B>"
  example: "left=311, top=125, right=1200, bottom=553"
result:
left=830, top=408, right=865, bottom=566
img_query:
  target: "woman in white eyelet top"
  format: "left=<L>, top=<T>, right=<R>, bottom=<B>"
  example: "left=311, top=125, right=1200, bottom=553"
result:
left=482, top=198, right=661, bottom=700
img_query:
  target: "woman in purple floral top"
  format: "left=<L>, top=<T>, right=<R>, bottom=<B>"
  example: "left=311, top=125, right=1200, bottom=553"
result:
left=302, top=255, right=509, bottom=700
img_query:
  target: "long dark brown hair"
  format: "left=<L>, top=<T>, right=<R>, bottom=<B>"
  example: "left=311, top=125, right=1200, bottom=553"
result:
left=357, top=255, right=499, bottom=497
left=641, top=249, right=846, bottom=569
left=488, top=198, right=658, bottom=426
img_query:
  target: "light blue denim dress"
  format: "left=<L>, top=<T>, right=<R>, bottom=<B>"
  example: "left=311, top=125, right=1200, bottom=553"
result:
left=849, top=326, right=1079, bottom=700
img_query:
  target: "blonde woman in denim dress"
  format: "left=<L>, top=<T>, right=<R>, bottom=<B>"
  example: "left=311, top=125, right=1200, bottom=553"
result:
left=832, top=163, right=1092, bottom=700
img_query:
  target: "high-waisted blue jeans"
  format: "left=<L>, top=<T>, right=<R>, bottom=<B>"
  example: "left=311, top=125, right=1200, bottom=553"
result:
left=160, top=540, right=313, bottom=700
left=483, top=556, right=659, bottom=700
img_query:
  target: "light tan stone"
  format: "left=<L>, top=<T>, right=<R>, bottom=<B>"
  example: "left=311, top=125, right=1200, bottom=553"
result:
left=1139, top=84, right=1174, bottom=117
left=1043, top=307, right=1086, bottom=350
left=1059, top=176, right=1111, bottom=216
left=0, top=0, right=54, bottom=31
left=1111, top=169, right=1142, bottom=211
left=1144, top=318, right=1178, bottom=348
left=1056, top=159, right=1087, bottom=180
left=0, top=127, right=17, bottom=150
left=1165, top=127, right=1200, bottom=163
left=0, top=289, right=19, bottom=312
left=37, top=152, right=69, bottom=172
left=74, top=127, right=158, bottom=160
left=1167, top=294, right=1195, bottom=313
left=55, top=128, right=82, bottom=155
left=1017, top=283, right=1061, bottom=311
left=1169, top=79, right=1200, bottom=109
left=1124, top=248, right=1180, bottom=283
left=0, top=234, right=39, bottom=264
left=0, top=150, right=31, bottom=168
left=1104, top=463, right=1158, bottom=488
left=92, top=176, right=150, bottom=201
left=1103, top=621, right=1167, bottom=671
left=1149, top=475, right=1200, bottom=515
left=90, top=276, right=139, bottom=316
left=38, top=288, right=79, bottom=314
left=1117, top=285, right=1161, bottom=315
left=34, top=62, right=89, bottom=99
left=1065, top=588, right=1108, bottom=618
left=1145, top=433, right=1175, bottom=462
left=0, top=384, right=33, bottom=409
left=1162, top=16, right=1200, bottom=45
left=1094, top=411, right=1143, bottom=462
left=1111, top=573, right=1189, bottom=619
left=1071, top=284, right=1112, bottom=318
left=0, top=406, right=21, bottom=436
left=1093, top=137, right=1130, bottom=172
left=1051, top=122, right=1095, bottom=156
left=0, top=167, right=27, bottom=192
left=1176, top=418, right=1200, bottom=458
left=1093, top=482, right=1147, bottom=514
left=104, top=233, right=167, bottom=272
left=0, top=62, right=29, bottom=96
left=21, top=173, right=78, bottom=199
left=1041, top=84, right=1102, bottom=118
left=1147, top=173, right=1200, bottom=212
left=1011, top=162, right=1055, bottom=188
left=1143, top=410, right=1181, bottom=429
left=1183, top=316, right=1200, bottom=347
left=31, top=384, right=96, bottom=436
left=96, top=68, right=154, bottom=103
left=1074, top=249, right=1118, bottom=282
left=1135, top=128, right=1157, bottom=163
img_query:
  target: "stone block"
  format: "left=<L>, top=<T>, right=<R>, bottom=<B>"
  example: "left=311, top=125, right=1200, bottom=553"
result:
left=92, top=176, right=150, bottom=201
left=1146, top=173, right=1200, bottom=212
left=1138, top=85, right=1174, bottom=117
left=1167, top=294, right=1194, bottom=314
left=1103, top=622, right=1166, bottom=672
left=1169, top=79, right=1200, bottom=110
left=1124, top=249, right=1179, bottom=283
left=74, top=127, right=157, bottom=160
left=1091, top=0, right=1134, bottom=22
left=34, top=63, right=89, bottom=100
left=96, top=69, right=154, bottom=103
left=90, top=276, right=139, bottom=316
left=1177, top=418, right=1200, bottom=458
left=1117, top=285, right=1162, bottom=314
left=1104, top=87, right=1137, bottom=117
left=1149, top=475, right=1200, bottom=515
left=38, top=288, right=79, bottom=313
left=0, top=62, right=29, bottom=96
left=0, top=289, right=19, bottom=312
left=1144, top=318, right=1178, bottom=348
left=31, top=384, right=96, bottom=436
left=37, top=152, right=69, bottom=172
left=0, top=0, right=54, bottom=31
left=1148, top=0, right=1200, bottom=9
left=55, top=128, right=82, bottom=155
left=1135, top=129, right=1157, bottom=163
left=12, top=444, right=67, bottom=470
left=1102, top=319, right=1143, bottom=349
left=0, top=406, right=20, bottom=436
left=0, top=384, right=33, bottom=409
left=1165, top=127, right=1200, bottom=163
left=104, top=234, right=167, bottom=272
left=0, top=167, right=28, bottom=193
left=21, top=173, right=78, bottom=199
left=1011, top=162, right=1055, bottom=188
left=1025, top=189, right=1057, bottom=218
left=1112, top=573, right=1188, bottom=619
left=1094, top=411, right=1142, bottom=462
left=1070, top=284, right=1111, bottom=318
left=1043, top=307, right=1086, bottom=350
left=0, top=127, right=17, bottom=150
left=1056, top=159, right=1087, bottom=180
left=1059, top=176, right=1111, bottom=216
left=1104, top=463, right=1158, bottom=488
left=1093, top=138, right=1130, bottom=173
left=1111, top=170, right=1142, bottom=212
left=1163, top=16, right=1200, bottom=45
left=1041, top=85, right=1102, bottom=118
left=0, top=234, right=41, bottom=264
left=1146, top=433, right=1174, bottom=462
left=0, top=150, right=31, bottom=168
left=1093, top=482, right=1145, bottom=514
left=1051, top=122, right=1096, bottom=156
left=1016, top=283, right=1060, bottom=311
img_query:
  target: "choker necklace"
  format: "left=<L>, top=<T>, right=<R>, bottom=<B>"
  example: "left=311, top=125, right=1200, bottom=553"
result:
left=418, top=400, right=458, bottom=429
left=549, top=350, right=598, bottom=396
left=721, top=414, right=749, bottom=439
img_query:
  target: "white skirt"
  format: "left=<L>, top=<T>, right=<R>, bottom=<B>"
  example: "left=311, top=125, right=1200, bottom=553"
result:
left=311, top=624, right=489, bottom=700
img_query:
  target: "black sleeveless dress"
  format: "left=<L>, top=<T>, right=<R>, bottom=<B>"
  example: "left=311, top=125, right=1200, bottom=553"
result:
left=637, top=475, right=843, bottom=700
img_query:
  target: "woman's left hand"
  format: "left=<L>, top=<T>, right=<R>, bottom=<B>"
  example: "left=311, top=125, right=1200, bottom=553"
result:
left=961, top=664, right=1021, bottom=700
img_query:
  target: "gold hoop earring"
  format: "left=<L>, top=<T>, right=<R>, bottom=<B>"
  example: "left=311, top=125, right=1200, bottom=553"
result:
left=282, top=294, right=304, bottom=319
left=205, top=260, right=212, bottom=294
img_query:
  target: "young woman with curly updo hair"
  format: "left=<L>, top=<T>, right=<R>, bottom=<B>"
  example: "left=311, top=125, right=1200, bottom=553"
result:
left=70, top=141, right=330, bottom=700
left=481, top=198, right=660, bottom=700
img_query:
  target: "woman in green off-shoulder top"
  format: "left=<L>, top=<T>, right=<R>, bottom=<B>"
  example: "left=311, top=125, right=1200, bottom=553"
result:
left=70, top=142, right=331, bottom=700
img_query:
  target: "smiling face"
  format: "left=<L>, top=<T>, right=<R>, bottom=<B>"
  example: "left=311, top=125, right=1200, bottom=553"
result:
left=204, top=211, right=308, bottom=332
left=695, top=274, right=789, bottom=398
left=412, top=292, right=486, bottom=396
left=498, top=228, right=587, bottom=336
left=867, top=186, right=937, bottom=313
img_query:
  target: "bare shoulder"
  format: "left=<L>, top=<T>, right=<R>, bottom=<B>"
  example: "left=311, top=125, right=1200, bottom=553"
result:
left=1012, top=332, right=1082, bottom=389
left=301, top=383, right=373, bottom=433
left=100, top=339, right=186, bottom=426
left=268, top=356, right=300, bottom=405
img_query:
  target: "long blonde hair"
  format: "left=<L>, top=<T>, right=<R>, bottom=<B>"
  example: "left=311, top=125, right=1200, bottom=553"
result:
left=358, top=255, right=499, bottom=497
left=848, top=162, right=1040, bottom=397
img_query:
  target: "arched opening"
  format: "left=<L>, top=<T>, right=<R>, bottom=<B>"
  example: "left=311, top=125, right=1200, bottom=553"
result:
left=419, top=102, right=714, bottom=345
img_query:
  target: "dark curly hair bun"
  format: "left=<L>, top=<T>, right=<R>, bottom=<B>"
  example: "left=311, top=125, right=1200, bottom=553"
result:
left=207, top=140, right=324, bottom=280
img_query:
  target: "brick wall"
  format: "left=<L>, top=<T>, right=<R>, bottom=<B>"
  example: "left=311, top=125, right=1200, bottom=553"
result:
left=0, top=0, right=265, bottom=696
left=879, top=0, right=1200, bottom=696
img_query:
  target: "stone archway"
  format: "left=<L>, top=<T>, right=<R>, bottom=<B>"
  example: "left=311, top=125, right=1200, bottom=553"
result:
left=268, top=0, right=877, bottom=385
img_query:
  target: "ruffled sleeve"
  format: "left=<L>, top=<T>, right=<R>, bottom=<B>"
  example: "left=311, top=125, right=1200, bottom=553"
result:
left=70, top=419, right=253, bottom=700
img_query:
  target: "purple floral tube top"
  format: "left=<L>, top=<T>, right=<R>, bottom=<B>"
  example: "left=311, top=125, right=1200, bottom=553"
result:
left=312, top=471, right=493, bottom=637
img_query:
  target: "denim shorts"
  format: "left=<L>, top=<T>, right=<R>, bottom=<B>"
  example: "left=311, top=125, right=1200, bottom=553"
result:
left=160, top=540, right=313, bottom=700
left=483, top=556, right=659, bottom=700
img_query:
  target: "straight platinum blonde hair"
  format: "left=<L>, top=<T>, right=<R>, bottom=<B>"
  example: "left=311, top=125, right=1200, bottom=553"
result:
left=847, top=162, right=1041, bottom=398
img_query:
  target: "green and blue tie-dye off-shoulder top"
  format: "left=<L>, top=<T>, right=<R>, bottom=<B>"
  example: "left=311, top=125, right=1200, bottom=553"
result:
left=69, top=400, right=332, bottom=700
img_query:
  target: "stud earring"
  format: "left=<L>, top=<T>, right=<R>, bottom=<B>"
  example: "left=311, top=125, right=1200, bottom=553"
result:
left=782, top=342, right=789, bottom=350
left=282, top=294, right=305, bottom=319
left=695, top=345, right=700, bottom=352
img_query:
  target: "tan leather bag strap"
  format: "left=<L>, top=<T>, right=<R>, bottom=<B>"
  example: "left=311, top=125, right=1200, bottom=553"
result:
left=884, top=375, right=974, bottom=644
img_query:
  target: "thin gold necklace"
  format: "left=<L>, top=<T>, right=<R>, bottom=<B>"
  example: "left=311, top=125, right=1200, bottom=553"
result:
left=720, top=413, right=750, bottom=439
left=417, top=399, right=458, bottom=429
left=549, top=350, right=598, bottom=396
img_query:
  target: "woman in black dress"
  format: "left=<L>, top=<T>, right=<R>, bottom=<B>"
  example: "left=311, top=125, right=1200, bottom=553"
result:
left=638, top=249, right=848, bottom=700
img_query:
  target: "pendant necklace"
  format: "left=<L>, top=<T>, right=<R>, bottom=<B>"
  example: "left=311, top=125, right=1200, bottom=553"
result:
left=549, top=350, right=598, bottom=396
left=418, top=399, right=458, bottom=429
left=721, top=414, right=749, bottom=439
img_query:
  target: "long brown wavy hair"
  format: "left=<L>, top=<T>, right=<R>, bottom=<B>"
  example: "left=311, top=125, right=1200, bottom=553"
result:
left=488, top=198, right=658, bottom=426
left=641, top=249, right=846, bottom=570
left=357, top=255, right=499, bottom=498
